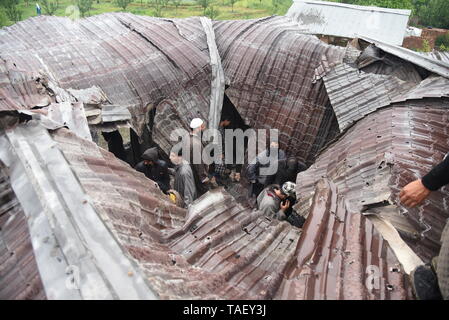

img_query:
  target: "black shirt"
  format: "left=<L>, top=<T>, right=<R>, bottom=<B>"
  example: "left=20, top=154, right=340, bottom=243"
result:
left=134, top=159, right=170, bottom=192
left=422, top=153, right=449, bottom=191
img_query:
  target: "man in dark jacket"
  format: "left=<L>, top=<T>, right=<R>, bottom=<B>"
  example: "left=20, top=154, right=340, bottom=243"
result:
left=169, top=149, right=198, bottom=207
left=274, top=157, right=307, bottom=186
left=134, top=147, right=170, bottom=193
left=400, top=152, right=449, bottom=300
left=247, top=140, right=286, bottom=198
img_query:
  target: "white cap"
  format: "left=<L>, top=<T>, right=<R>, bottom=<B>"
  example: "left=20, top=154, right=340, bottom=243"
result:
left=190, top=118, right=204, bottom=129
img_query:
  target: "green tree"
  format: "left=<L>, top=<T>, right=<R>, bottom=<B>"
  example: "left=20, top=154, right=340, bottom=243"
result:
left=116, top=0, right=132, bottom=10
left=1, top=0, right=22, bottom=22
left=271, top=0, right=280, bottom=14
left=417, top=0, right=449, bottom=29
left=228, top=0, right=237, bottom=12
left=436, top=33, right=449, bottom=49
left=41, top=0, right=59, bottom=15
left=205, top=5, right=219, bottom=19
left=0, top=8, right=8, bottom=26
left=171, top=0, right=182, bottom=15
left=195, top=0, right=212, bottom=15
left=149, top=0, right=163, bottom=16
left=77, top=0, right=93, bottom=17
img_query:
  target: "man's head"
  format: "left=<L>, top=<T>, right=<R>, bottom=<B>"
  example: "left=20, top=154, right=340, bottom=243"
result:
left=280, top=181, right=296, bottom=198
left=274, top=188, right=288, bottom=200
left=190, top=118, right=206, bottom=133
left=169, top=148, right=183, bottom=165
left=142, top=147, right=158, bottom=166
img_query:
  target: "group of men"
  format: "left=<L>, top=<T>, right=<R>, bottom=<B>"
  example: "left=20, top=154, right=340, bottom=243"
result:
left=122, top=113, right=449, bottom=300
left=133, top=116, right=304, bottom=226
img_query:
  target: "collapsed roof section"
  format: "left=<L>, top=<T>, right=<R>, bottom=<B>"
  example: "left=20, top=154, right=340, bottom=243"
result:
left=0, top=13, right=224, bottom=153
left=214, top=16, right=344, bottom=165
left=0, top=116, right=413, bottom=299
left=1, top=13, right=449, bottom=300
left=295, top=102, right=449, bottom=263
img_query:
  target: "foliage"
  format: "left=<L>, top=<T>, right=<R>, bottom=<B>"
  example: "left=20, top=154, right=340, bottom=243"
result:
left=205, top=5, right=219, bottom=19
left=78, top=0, right=93, bottom=17
left=1, top=0, right=22, bottom=22
left=149, top=0, right=164, bottom=17
left=0, top=8, right=8, bottom=26
left=41, top=0, right=59, bottom=15
left=196, top=0, right=212, bottom=14
left=420, top=39, right=432, bottom=52
left=171, top=0, right=182, bottom=15
left=436, top=33, right=449, bottom=49
left=115, top=0, right=132, bottom=10
left=416, top=0, right=449, bottom=29
left=228, top=0, right=237, bottom=12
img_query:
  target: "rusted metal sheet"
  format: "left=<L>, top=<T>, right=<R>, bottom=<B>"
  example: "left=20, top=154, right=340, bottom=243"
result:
left=295, top=103, right=449, bottom=263
left=4, top=13, right=449, bottom=300
left=277, top=179, right=413, bottom=300
left=323, top=63, right=416, bottom=130
left=0, top=14, right=219, bottom=153
left=0, top=161, right=46, bottom=300
left=214, top=16, right=344, bottom=165
left=0, top=60, right=50, bottom=111
left=360, top=37, right=449, bottom=78
left=0, top=114, right=418, bottom=299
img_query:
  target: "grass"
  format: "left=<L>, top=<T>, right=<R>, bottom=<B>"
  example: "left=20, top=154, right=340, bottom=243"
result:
left=1, top=0, right=292, bottom=26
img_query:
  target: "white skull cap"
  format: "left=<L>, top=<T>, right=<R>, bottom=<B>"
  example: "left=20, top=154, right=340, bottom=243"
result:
left=190, top=118, right=204, bottom=129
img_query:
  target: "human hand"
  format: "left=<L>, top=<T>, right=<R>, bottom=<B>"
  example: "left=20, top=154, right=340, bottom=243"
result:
left=280, top=200, right=290, bottom=211
left=399, top=179, right=431, bottom=208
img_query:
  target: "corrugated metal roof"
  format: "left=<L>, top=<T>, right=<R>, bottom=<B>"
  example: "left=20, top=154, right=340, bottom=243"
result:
left=3, top=13, right=449, bottom=300
left=360, top=37, right=449, bottom=78
left=0, top=117, right=415, bottom=299
left=278, top=179, right=414, bottom=300
left=0, top=14, right=222, bottom=153
left=295, top=103, right=449, bottom=263
left=421, top=51, right=449, bottom=64
left=214, top=16, right=344, bottom=165
left=323, top=63, right=416, bottom=131
left=286, top=0, right=411, bottom=46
